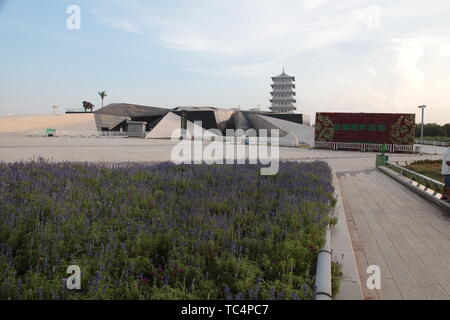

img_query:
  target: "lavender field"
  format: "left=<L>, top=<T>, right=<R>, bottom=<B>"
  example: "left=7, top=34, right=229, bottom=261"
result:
left=0, top=160, right=337, bottom=300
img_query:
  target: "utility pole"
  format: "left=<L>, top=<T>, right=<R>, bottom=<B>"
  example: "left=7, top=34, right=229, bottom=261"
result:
left=418, top=105, right=426, bottom=141
left=180, top=110, right=187, bottom=140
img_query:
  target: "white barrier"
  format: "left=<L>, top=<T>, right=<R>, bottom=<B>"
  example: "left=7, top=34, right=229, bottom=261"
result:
left=415, top=140, right=448, bottom=147
left=25, top=130, right=129, bottom=138
left=314, top=141, right=415, bottom=153
left=313, top=141, right=335, bottom=149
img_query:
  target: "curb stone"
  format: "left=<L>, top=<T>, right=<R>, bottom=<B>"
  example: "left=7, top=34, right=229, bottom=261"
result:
left=330, top=170, right=364, bottom=300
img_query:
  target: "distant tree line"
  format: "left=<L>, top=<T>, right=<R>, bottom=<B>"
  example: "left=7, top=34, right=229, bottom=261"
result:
left=415, top=123, right=450, bottom=139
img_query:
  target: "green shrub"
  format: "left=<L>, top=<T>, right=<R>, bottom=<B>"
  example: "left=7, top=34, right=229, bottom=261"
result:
left=0, top=160, right=336, bottom=300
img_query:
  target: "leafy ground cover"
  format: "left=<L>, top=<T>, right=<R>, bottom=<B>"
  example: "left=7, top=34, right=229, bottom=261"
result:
left=0, top=160, right=337, bottom=300
left=405, top=159, right=444, bottom=183
left=417, top=136, right=450, bottom=143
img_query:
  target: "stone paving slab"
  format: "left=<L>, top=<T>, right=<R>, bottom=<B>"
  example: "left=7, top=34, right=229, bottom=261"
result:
left=338, top=170, right=450, bottom=300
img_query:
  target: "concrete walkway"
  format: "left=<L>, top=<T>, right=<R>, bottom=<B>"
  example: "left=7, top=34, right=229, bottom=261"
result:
left=338, top=170, right=450, bottom=300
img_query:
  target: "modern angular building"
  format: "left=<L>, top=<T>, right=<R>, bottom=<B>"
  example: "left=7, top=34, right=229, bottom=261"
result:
left=92, top=104, right=313, bottom=145
left=269, top=69, right=296, bottom=113
left=0, top=83, right=312, bottom=145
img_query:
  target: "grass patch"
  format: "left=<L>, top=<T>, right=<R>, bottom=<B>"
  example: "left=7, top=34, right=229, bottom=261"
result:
left=405, top=159, right=443, bottom=183
left=0, top=160, right=336, bottom=300
left=331, top=261, right=343, bottom=298
left=418, top=136, right=450, bottom=143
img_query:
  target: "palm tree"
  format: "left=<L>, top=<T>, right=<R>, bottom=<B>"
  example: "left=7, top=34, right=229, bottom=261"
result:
left=98, top=91, right=107, bottom=108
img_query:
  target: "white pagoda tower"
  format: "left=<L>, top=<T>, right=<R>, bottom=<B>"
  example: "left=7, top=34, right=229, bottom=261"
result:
left=269, top=68, right=296, bottom=113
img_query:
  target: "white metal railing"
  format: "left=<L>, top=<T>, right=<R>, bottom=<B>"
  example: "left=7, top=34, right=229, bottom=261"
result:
left=99, top=131, right=128, bottom=137
left=365, top=143, right=384, bottom=152
left=336, top=142, right=362, bottom=150
left=385, top=161, right=444, bottom=196
left=393, top=144, right=414, bottom=152
left=314, top=141, right=335, bottom=149
left=415, top=139, right=449, bottom=147
left=64, top=109, right=93, bottom=113
left=314, top=141, right=415, bottom=153
left=26, top=130, right=128, bottom=138
left=58, top=130, right=99, bottom=137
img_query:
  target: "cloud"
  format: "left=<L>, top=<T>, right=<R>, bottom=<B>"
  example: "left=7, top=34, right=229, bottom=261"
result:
left=187, top=61, right=278, bottom=77
left=94, top=12, right=140, bottom=34
left=137, top=0, right=387, bottom=78
left=156, top=0, right=381, bottom=58
left=392, top=37, right=424, bottom=89
left=77, top=0, right=450, bottom=122
left=302, top=0, right=331, bottom=11
left=333, top=34, right=450, bottom=118
left=353, top=5, right=381, bottom=30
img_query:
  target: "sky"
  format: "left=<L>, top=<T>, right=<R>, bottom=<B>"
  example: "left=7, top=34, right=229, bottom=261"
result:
left=0, top=0, right=449, bottom=124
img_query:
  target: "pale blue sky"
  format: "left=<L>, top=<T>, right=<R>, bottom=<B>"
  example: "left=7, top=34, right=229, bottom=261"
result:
left=1, top=0, right=449, bottom=123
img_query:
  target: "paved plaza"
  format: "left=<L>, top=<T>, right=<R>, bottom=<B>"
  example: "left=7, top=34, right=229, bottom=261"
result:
left=0, top=135, right=442, bottom=172
left=339, top=170, right=450, bottom=299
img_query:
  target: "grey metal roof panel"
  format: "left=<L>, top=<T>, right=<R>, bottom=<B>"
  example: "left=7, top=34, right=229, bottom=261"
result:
left=95, top=103, right=169, bottom=117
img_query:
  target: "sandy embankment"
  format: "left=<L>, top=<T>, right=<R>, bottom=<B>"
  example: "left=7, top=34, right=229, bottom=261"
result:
left=0, top=114, right=97, bottom=134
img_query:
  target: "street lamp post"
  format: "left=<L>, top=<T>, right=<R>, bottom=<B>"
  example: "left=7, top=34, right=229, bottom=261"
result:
left=418, top=105, right=426, bottom=142
left=180, top=110, right=187, bottom=140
